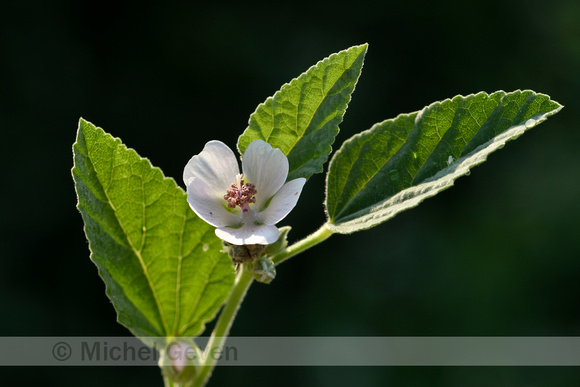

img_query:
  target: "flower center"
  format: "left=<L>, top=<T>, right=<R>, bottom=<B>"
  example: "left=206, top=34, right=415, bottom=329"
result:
left=224, top=174, right=257, bottom=213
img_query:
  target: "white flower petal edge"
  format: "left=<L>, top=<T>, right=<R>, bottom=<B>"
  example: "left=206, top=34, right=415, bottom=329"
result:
left=242, top=140, right=288, bottom=210
left=184, top=139, right=305, bottom=246
left=183, top=140, right=239, bottom=193
left=257, top=178, right=306, bottom=225
left=186, top=178, right=241, bottom=228
left=216, top=223, right=279, bottom=245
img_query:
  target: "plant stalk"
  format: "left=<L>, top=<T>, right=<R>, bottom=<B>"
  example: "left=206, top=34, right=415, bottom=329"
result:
left=192, top=265, right=254, bottom=387
left=192, top=223, right=333, bottom=386
left=271, top=224, right=333, bottom=265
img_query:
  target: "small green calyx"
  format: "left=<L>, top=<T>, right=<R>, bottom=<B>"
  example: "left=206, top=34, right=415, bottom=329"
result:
left=221, top=228, right=288, bottom=282
left=253, top=257, right=276, bottom=284
left=263, top=226, right=291, bottom=256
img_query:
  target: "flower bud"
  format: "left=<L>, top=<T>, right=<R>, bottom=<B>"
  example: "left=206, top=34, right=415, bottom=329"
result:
left=158, top=341, right=200, bottom=384
left=253, top=257, right=276, bottom=284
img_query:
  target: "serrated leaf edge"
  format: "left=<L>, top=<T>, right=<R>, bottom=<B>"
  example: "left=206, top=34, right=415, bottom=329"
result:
left=326, top=91, right=563, bottom=233
left=72, top=118, right=232, bottom=338
left=237, top=43, right=368, bottom=174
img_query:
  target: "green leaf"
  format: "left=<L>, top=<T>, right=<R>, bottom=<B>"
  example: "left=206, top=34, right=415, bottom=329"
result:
left=326, top=90, right=563, bottom=233
left=238, top=44, right=367, bottom=181
left=72, top=119, right=235, bottom=340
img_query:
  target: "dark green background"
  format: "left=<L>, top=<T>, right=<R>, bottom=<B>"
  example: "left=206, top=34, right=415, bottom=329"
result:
left=1, top=0, right=579, bottom=385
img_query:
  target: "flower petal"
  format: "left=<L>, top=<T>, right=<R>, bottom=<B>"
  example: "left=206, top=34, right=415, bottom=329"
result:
left=215, top=223, right=279, bottom=245
left=241, top=140, right=288, bottom=210
left=257, top=178, right=306, bottom=225
left=187, top=177, right=242, bottom=228
left=183, top=140, right=239, bottom=194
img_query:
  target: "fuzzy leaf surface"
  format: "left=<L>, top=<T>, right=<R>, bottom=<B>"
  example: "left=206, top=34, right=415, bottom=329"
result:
left=238, top=44, right=367, bottom=181
left=326, top=90, right=563, bottom=233
left=72, top=119, right=235, bottom=340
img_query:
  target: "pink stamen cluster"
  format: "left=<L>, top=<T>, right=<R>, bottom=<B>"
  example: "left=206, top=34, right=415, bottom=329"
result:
left=224, top=178, right=257, bottom=212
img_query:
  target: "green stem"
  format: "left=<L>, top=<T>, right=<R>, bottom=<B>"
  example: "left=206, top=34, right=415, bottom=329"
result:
left=193, top=265, right=254, bottom=387
left=163, top=375, right=183, bottom=387
left=271, top=223, right=333, bottom=266
left=192, top=223, right=333, bottom=386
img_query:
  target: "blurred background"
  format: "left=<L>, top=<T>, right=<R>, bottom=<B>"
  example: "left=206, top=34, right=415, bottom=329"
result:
left=1, top=0, right=579, bottom=385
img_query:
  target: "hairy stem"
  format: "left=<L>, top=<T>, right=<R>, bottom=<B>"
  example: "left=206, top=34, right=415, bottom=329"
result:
left=271, top=224, right=333, bottom=266
left=192, top=223, right=333, bottom=386
left=193, top=265, right=254, bottom=387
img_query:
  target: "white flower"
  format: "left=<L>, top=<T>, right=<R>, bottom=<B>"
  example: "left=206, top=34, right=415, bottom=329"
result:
left=183, top=140, right=306, bottom=245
